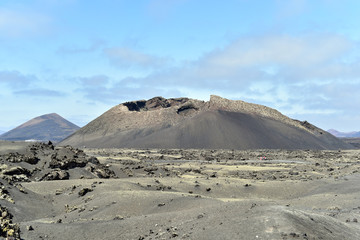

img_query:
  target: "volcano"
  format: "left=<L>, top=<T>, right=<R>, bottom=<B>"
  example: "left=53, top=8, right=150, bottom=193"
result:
left=0, top=113, right=79, bottom=142
left=60, top=96, right=352, bottom=150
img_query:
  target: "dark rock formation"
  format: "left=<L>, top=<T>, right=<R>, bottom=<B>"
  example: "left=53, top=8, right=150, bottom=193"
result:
left=0, top=205, right=20, bottom=239
left=40, top=170, right=70, bottom=181
left=123, top=96, right=190, bottom=112
left=0, top=142, right=116, bottom=184
left=2, top=166, right=30, bottom=176
left=78, top=187, right=92, bottom=197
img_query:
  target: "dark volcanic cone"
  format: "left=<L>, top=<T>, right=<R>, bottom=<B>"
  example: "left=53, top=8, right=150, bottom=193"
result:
left=60, top=96, right=352, bottom=150
left=0, top=113, right=79, bottom=142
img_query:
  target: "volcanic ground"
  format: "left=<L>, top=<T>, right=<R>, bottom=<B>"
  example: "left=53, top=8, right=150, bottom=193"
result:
left=0, top=141, right=360, bottom=239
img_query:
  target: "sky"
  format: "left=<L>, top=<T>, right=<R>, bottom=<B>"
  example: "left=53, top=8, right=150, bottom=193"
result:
left=1, top=0, right=360, bottom=132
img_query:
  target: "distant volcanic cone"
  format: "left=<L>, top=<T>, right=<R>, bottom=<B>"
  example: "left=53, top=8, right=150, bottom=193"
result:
left=0, top=113, right=79, bottom=142
left=60, top=96, right=352, bottom=150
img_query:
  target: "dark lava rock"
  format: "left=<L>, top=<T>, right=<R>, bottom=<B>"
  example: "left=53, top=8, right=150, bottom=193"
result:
left=40, top=170, right=70, bottom=181
left=2, top=152, right=23, bottom=163
left=124, top=96, right=190, bottom=112
left=49, top=155, right=87, bottom=170
left=0, top=206, right=20, bottom=239
left=177, top=102, right=199, bottom=115
left=49, top=146, right=88, bottom=170
left=2, top=166, right=30, bottom=176
left=89, top=166, right=116, bottom=179
left=113, top=215, right=124, bottom=220
left=23, top=155, right=40, bottom=164
left=1, top=152, right=39, bottom=165
left=88, top=156, right=100, bottom=164
left=78, top=188, right=93, bottom=197
left=0, top=143, right=116, bottom=183
left=26, top=225, right=34, bottom=231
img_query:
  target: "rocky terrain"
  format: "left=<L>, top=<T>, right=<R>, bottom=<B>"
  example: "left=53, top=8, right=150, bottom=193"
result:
left=0, top=141, right=114, bottom=239
left=0, top=113, right=80, bottom=142
left=0, top=141, right=359, bottom=239
left=61, top=96, right=351, bottom=150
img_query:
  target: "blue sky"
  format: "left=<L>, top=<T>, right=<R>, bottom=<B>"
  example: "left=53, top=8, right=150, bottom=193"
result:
left=1, top=0, right=360, bottom=132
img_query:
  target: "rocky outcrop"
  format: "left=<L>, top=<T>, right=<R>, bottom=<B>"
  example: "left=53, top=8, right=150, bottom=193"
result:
left=123, top=96, right=191, bottom=112
left=0, top=206, right=20, bottom=239
left=49, top=148, right=88, bottom=170
left=0, top=142, right=118, bottom=240
left=40, top=170, right=70, bottom=181
left=0, top=142, right=116, bottom=184
left=2, top=166, right=30, bottom=176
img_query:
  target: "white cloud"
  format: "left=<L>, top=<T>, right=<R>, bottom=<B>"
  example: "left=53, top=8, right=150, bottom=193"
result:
left=104, top=47, right=172, bottom=69
left=75, top=33, right=360, bottom=131
left=0, top=71, right=36, bottom=88
left=57, top=40, right=105, bottom=54
left=200, top=34, right=352, bottom=72
left=0, top=8, right=51, bottom=38
left=14, top=88, right=65, bottom=97
left=113, top=33, right=355, bottom=92
left=75, top=74, right=183, bottom=104
left=77, top=75, right=110, bottom=87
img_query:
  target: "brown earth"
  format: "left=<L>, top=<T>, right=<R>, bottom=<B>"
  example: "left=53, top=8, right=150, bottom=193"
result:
left=0, top=141, right=359, bottom=239
left=60, top=96, right=351, bottom=150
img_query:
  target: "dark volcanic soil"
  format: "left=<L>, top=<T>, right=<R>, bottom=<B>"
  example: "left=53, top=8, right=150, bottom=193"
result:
left=342, top=137, right=360, bottom=149
left=0, top=141, right=360, bottom=239
left=60, top=96, right=352, bottom=150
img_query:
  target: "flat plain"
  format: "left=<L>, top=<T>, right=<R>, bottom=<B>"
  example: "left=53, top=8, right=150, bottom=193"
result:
left=1, top=141, right=360, bottom=239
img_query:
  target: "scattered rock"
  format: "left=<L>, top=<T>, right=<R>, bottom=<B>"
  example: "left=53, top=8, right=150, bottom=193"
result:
left=78, top=188, right=93, bottom=197
left=0, top=186, right=14, bottom=203
left=2, top=166, right=30, bottom=176
left=289, top=232, right=300, bottom=237
left=40, top=170, right=69, bottom=181
left=64, top=204, right=78, bottom=213
left=88, top=156, right=100, bottom=164
left=89, top=165, right=116, bottom=178
left=55, top=189, right=63, bottom=195
left=113, top=215, right=124, bottom=220
left=26, top=225, right=34, bottom=231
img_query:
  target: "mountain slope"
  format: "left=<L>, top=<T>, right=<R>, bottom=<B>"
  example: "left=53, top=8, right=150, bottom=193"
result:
left=328, top=129, right=360, bottom=138
left=61, top=96, right=352, bottom=150
left=0, top=113, right=80, bottom=142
